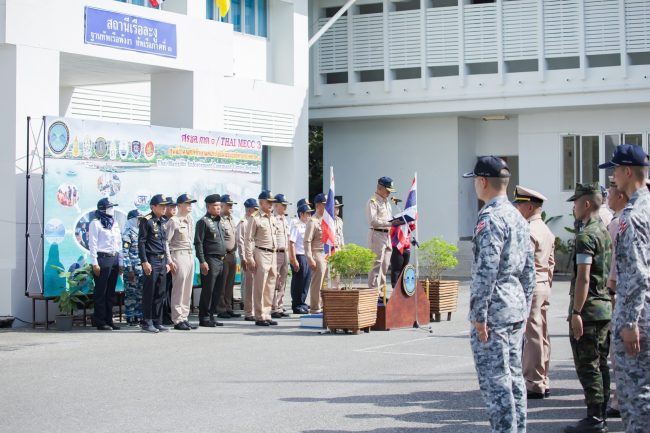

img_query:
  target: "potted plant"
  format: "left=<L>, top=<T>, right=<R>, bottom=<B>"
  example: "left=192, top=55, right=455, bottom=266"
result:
left=53, top=262, right=93, bottom=331
left=418, top=237, right=459, bottom=322
left=322, top=244, right=377, bottom=334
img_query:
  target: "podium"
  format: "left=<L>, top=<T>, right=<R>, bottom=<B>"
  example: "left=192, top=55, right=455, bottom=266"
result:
left=372, top=265, right=430, bottom=331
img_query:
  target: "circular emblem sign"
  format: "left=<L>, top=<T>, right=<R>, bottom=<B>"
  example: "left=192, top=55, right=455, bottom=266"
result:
left=402, top=265, right=417, bottom=297
left=131, top=140, right=142, bottom=160
left=94, top=137, right=108, bottom=158
left=47, top=121, right=70, bottom=156
left=144, top=140, right=155, bottom=160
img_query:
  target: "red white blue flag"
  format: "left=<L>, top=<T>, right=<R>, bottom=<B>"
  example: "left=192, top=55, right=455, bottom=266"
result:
left=322, top=167, right=337, bottom=255
left=390, top=176, right=417, bottom=253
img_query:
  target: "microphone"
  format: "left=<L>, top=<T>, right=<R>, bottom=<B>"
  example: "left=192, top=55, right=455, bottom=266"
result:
left=391, top=197, right=402, bottom=204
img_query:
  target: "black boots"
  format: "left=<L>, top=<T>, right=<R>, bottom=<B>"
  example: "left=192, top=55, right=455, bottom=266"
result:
left=564, top=404, right=608, bottom=433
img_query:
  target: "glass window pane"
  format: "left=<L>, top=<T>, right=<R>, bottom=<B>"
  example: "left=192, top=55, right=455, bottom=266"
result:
left=581, top=136, right=599, bottom=184
left=604, top=134, right=620, bottom=180
left=623, top=133, right=642, bottom=146
left=132, top=0, right=145, bottom=6
left=245, top=0, right=255, bottom=34
left=257, top=0, right=267, bottom=37
left=206, top=0, right=215, bottom=19
left=232, top=0, right=241, bottom=32
left=563, top=136, right=576, bottom=191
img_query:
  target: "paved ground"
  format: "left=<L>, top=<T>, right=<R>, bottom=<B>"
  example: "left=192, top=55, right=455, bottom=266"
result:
left=1, top=281, right=624, bottom=433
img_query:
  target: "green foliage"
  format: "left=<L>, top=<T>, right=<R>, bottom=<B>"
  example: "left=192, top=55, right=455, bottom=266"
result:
left=309, top=125, right=323, bottom=201
left=418, top=237, right=459, bottom=281
left=55, top=288, right=86, bottom=315
left=327, top=244, right=376, bottom=290
left=541, top=211, right=562, bottom=225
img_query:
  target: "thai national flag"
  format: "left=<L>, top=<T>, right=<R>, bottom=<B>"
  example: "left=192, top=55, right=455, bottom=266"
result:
left=322, top=167, right=337, bottom=255
left=390, top=176, right=417, bottom=253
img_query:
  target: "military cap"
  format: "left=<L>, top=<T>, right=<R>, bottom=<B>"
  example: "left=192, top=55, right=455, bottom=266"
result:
left=204, top=194, right=222, bottom=204
left=166, top=196, right=177, bottom=207
left=258, top=190, right=276, bottom=202
left=127, top=209, right=141, bottom=220
left=599, top=144, right=649, bottom=169
left=335, top=199, right=344, bottom=208
left=97, top=197, right=118, bottom=210
left=149, top=194, right=168, bottom=206
left=378, top=176, right=396, bottom=192
left=512, top=185, right=547, bottom=204
left=567, top=183, right=601, bottom=202
left=220, top=194, right=237, bottom=205
left=297, top=204, right=313, bottom=214
left=176, top=194, right=197, bottom=204
left=313, top=193, right=327, bottom=204
left=296, top=198, right=311, bottom=208
left=274, top=194, right=291, bottom=205
left=244, top=198, right=259, bottom=209
left=463, top=156, right=511, bottom=178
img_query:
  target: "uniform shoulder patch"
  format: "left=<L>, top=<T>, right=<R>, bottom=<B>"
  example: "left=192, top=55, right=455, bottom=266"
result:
left=142, top=214, right=152, bottom=221
left=370, top=197, right=377, bottom=204
left=475, top=220, right=487, bottom=236
left=123, top=241, right=130, bottom=249
left=618, top=218, right=627, bottom=235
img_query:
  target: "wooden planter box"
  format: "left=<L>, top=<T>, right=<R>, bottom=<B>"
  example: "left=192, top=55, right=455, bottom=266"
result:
left=322, top=288, right=377, bottom=334
left=425, top=280, right=460, bottom=322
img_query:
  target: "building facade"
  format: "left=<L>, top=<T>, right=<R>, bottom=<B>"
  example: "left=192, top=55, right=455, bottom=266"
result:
left=310, top=0, right=650, bottom=272
left=0, top=0, right=309, bottom=319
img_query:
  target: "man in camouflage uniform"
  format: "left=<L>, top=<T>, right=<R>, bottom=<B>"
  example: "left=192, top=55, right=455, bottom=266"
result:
left=599, top=144, right=650, bottom=433
left=565, top=183, right=612, bottom=433
left=463, top=156, right=536, bottom=433
left=122, top=209, right=143, bottom=326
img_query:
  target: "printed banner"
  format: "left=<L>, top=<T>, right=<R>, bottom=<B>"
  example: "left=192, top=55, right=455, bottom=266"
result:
left=43, top=117, right=262, bottom=296
left=84, top=6, right=177, bottom=58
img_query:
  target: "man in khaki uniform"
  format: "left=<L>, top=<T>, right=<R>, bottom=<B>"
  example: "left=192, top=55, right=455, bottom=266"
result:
left=271, top=193, right=291, bottom=319
left=513, top=185, right=556, bottom=399
left=304, top=193, right=327, bottom=313
left=215, top=195, right=241, bottom=319
left=367, top=177, right=400, bottom=298
left=166, top=194, right=198, bottom=331
left=335, top=200, right=345, bottom=248
left=237, top=198, right=258, bottom=321
left=246, top=191, right=279, bottom=327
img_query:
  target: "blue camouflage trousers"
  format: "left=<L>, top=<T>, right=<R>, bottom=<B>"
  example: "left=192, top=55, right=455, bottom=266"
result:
left=471, top=321, right=526, bottom=433
left=614, top=324, right=650, bottom=433
left=123, top=268, right=144, bottom=321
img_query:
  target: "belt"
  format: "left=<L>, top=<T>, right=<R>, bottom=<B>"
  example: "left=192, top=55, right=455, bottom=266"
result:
left=97, top=251, right=117, bottom=258
left=147, top=254, right=165, bottom=260
left=312, top=248, right=324, bottom=252
left=170, top=249, right=192, bottom=254
left=371, top=228, right=389, bottom=233
left=227, top=249, right=236, bottom=254
left=256, top=246, right=276, bottom=253
left=276, top=248, right=286, bottom=253
left=206, top=254, right=225, bottom=260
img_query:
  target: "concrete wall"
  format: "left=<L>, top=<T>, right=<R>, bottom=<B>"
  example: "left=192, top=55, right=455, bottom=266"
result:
left=323, top=116, right=460, bottom=249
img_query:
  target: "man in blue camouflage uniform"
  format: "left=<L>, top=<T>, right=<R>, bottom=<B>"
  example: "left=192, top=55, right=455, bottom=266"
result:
left=463, top=156, right=536, bottom=433
left=122, top=209, right=143, bottom=326
left=565, top=183, right=612, bottom=433
left=599, top=144, right=650, bottom=433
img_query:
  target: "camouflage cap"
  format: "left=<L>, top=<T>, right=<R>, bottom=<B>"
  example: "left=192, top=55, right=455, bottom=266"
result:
left=567, top=182, right=601, bottom=202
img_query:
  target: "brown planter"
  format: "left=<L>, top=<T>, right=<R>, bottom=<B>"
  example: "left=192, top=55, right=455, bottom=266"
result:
left=424, top=279, right=460, bottom=322
left=322, top=288, right=377, bottom=334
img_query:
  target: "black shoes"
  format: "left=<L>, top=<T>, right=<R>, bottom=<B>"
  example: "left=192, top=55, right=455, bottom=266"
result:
left=271, top=312, right=283, bottom=319
left=268, top=320, right=278, bottom=326
left=255, top=320, right=270, bottom=326
left=199, top=320, right=223, bottom=327
left=605, top=408, right=620, bottom=418
left=184, top=320, right=198, bottom=330
left=564, top=416, right=607, bottom=433
left=217, top=312, right=232, bottom=319
left=96, top=325, right=112, bottom=331
left=174, top=322, right=191, bottom=331
left=527, top=391, right=545, bottom=400
left=109, top=323, right=121, bottom=330
left=545, top=389, right=551, bottom=398
left=141, top=322, right=159, bottom=333
left=154, top=323, right=169, bottom=332
left=228, top=312, right=242, bottom=318
left=244, top=316, right=256, bottom=322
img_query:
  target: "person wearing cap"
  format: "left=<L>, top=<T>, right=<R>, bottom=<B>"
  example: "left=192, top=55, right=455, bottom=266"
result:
left=463, top=156, right=536, bottom=433
left=512, top=185, right=556, bottom=400
left=334, top=200, right=345, bottom=249
left=599, top=187, right=614, bottom=228
left=138, top=194, right=172, bottom=333
left=564, top=182, right=612, bottom=433
left=246, top=191, right=279, bottom=326
left=289, top=204, right=313, bottom=314
left=88, top=197, right=124, bottom=331
left=237, top=198, right=258, bottom=321
left=194, top=194, right=227, bottom=327
left=122, top=209, right=144, bottom=326
left=271, top=194, right=292, bottom=319
left=304, top=193, right=328, bottom=313
left=290, top=198, right=311, bottom=232
left=599, top=144, right=650, bottom=433
left=603, top=177, right=629, bottom=419
left=367, top=176, right=401, bottom=298
left=161, top=197, right=178, bottom=326
left=165, top=194, right=197, bottom=331
left=215, top=194, right=241, bottom=319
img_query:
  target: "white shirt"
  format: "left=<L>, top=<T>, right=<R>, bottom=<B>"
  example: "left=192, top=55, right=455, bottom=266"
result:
left=289, top=220, right=307, bottom=255
left=88, top=219, right=123, bottom=266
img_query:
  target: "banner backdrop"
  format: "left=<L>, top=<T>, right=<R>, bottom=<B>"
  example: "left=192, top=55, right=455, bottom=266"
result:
left=43, top=116, right=262, bottom=297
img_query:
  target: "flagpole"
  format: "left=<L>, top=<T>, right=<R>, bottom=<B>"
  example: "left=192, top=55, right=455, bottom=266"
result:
left=413, top=172, right=421, bottom=328
left=327, top=166, right=333, bottom=290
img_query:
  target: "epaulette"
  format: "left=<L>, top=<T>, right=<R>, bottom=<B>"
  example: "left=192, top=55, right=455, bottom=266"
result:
left=142, top=213, right=153, bottom=220
left=370, top=197, right=377, bottom=203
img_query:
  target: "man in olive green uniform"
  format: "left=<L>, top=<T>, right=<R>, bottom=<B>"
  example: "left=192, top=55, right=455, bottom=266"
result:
left=237, top=198, right=258, bottom=321
left=246, top=191, right=279, bottom=327
left=565, top=183, right=612, bottom=433
left=216, top=194, right=241, bottom=319
left=304, top=193, right=327, bottom=314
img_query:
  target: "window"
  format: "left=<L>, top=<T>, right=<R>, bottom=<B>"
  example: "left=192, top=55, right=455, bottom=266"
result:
left=580, top=136, right=599, bottom=185
left=562, top=136, right=577, bottom=191
left=211, top=0, right=267, bottom=37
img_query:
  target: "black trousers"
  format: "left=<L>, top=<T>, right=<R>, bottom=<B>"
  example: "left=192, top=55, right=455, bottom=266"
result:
left=93, top=255, right=119, bottom=327
left=162, top=270, right=173, bottom=323
left=290, top=254, right=312, bottom=310
left=390, top=247, right=410, bottom=288
left=142, top=257, right=167, bottom=323
left=199, top=255, right=224, bottom=320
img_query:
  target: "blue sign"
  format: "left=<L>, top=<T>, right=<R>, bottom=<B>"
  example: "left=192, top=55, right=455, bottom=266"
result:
left=84, top=7, right=177, bottom=58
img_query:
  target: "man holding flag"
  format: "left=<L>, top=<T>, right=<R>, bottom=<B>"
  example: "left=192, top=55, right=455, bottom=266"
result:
left=304, top=193, right=328, bottom=314
left=390, top=177, right=417, bottom=287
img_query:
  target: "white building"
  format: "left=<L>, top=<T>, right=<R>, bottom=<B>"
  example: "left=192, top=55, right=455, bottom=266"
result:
left=310, top=0, right=650, bottom=272
left=0, top=0, right=309, bottom=320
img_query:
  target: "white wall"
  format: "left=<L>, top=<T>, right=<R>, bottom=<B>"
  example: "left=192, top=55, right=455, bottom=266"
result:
left=323, top=117, right=460, bottom=249
left=474, top=117, right=519, bottom=156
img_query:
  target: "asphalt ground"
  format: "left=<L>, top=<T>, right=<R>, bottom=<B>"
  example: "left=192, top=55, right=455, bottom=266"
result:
left=0, top=280, right=625, bottom=433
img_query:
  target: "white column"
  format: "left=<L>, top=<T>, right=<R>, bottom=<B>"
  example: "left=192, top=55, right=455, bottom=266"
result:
left=537, top=0, right=545, bottom=82
left=496, top=0, right=504, bottom=84
left=0, top=44, right=59, bottom=319
left=577, top=0, right=587, bottom=80
left=458, top=1, right=466, bottom=88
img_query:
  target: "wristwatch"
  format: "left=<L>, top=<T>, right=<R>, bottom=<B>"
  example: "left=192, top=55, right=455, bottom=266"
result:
left=624, top=322, right=637, bottom=330
left=572, top=309, right=582, bottom=316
